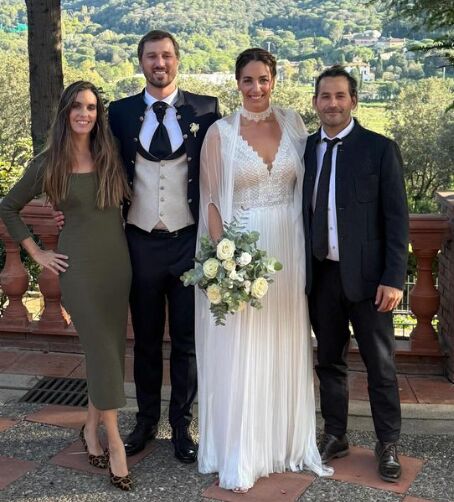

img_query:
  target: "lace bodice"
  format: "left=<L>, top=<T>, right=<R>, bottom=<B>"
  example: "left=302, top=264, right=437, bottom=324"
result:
left=217, top=121, right=297, bottom=210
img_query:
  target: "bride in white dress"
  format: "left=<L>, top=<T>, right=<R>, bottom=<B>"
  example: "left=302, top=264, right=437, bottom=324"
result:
left=195, top=48, right=331, bottom=492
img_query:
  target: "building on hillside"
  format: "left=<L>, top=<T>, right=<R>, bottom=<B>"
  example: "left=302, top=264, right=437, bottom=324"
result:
left=344, top=59, right=373, bottom=81
left=179, top=73, right=235, bottom=84
left=376, top=37, right=406, bottom=49
left=353, top=38, right=378, bottom=47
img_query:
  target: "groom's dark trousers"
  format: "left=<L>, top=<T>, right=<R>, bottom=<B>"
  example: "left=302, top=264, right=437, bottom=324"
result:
left=303, top=120, right=409, bottom=443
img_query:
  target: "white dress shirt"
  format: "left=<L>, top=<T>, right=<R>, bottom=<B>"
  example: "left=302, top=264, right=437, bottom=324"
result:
left=139, top=88, right=184, bottom=152
left=312, top=119, right=355, bottom=261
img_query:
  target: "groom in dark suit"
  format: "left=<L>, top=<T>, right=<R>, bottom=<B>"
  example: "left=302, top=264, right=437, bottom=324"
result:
left=109, top=30, right=220, bottom=462
left=303, top=65, right=408, bottom=482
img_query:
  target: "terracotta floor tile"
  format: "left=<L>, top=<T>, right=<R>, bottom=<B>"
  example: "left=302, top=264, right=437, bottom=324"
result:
left=348, top=372, right=369, bottom=401
left=50, top=436, right=157, bottom=474
left=403, top=497, right=435, bottom=502
left=408, top=376, right=454, bottom=404
left=0, top=455, right=38, bottom=489
left=328, top=446, right=424, bottom=494
left=397, top=375, right=418, bottom=404
left=7, top=352, right=83, bottom=377
left=25, top=405, right=87, bottom=429
left=0, top=418, right=18, bottom=432
left=0, top=350, right=20, bottom=371
left=202, top=472, right=314, bottom=502
left=347, top=373, right=417, bottom=404
left=67, top=361, right=86, bottom=379
left=125, top=357, right=134, bottom=383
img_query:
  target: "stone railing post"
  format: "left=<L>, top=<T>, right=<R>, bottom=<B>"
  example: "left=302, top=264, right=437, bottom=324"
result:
left=409, top=214, right=450, bottom=354
left=0, top=229, right=30, bottom=327
left=19, top=199, right=69, bottom=330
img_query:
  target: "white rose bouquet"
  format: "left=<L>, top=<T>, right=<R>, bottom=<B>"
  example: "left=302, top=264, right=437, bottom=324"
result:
left=181, top=218, right=282, bottom=325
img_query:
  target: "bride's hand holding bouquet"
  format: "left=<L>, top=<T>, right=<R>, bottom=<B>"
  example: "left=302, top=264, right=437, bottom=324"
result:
left=181, top=218, right=282, bottom=325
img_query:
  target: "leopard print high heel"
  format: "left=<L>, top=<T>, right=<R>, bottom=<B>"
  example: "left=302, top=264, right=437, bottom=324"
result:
left=79, top=425, right=109, bottom=469
left=108, top=460, right=133, bottom=491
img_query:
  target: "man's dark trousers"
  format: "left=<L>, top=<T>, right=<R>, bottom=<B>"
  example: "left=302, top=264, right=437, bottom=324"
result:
left=126, top=223, right=197, bottom=428
left=309, top=258, right=401, bottom=442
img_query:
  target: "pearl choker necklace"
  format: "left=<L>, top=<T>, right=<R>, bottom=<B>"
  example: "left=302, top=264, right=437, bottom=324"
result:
left=240, top=105, right=273, bottom=122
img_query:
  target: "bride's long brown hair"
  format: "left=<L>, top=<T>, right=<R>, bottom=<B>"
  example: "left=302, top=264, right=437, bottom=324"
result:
left=42, top=81, right=130, bottom=208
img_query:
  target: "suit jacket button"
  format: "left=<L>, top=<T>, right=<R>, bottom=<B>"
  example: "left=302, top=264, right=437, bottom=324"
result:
left=176, top=114, right=181, bottom=120
left=188, top=178, right=192, bottom=183
left=187, top=156, right=192, bottom=161
left=133, top=137, right=138, bottom=142
left=139, top=116, right=144, bottom=122
left=188, top=198, right=192, bottom=203
left=130, top=160, right=134, bottom=164
left=183, top=134, right=188, bottom=139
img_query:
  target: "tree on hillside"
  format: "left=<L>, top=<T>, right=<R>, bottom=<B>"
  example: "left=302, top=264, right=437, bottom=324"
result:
left=376, top=0, right=453, bottom=29
left=387, top=79, right=454, bottom=212
left=25, top=0, right=63, bottom=155
left=374, top=0, right=453, bottom=105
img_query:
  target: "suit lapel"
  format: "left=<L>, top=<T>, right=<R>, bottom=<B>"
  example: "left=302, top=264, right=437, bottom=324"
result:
left=174, top=90, right=204, bottom=160
left=335, top=120, right=361, bottom=209
left=125, top=92, right=147, bottom=146
left=303, top=130, right=321, bottom=211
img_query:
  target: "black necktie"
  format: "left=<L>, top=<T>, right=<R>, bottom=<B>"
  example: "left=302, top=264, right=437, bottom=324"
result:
left=149, top=101, right=172, bottom=159
left=312, top=137, right=341, bottom=261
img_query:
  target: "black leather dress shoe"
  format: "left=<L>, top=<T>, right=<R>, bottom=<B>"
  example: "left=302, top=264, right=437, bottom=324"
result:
left=375, top=441, right=401, bottom=482
left=171, top=425, right=198, bottom=464
left=318, top=433, right=349, bottom=463
left=124, top=422, right=158, bottom=457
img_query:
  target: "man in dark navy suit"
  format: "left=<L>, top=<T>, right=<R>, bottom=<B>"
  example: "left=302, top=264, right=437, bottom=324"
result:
left=303, top=65, right=408, bottom=482
left=109, top=30, right=220, bottom=463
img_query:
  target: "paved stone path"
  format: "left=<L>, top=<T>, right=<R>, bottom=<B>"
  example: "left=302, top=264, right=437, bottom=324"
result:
left=0, top=374, right=453, bottom=501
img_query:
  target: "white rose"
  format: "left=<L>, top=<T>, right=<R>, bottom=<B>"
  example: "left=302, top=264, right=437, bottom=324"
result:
left=251, top=277, right=269, bottom=299
left=264, top=257, right=283, bottom=273
left=206, top=284, right=222, bottom=304
left=216, top=238, right=236, bottom=260
left=222, top=259, right=236, bottom=272
left=229, top=269, right=244, bottom=282
left=243, top=280, right=251, bottom=294
left=203, top=258, right=220, bottom=279
left=237, top=252, right=252, bottom=267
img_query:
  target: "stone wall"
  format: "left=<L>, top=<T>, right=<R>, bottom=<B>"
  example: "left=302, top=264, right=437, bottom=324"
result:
left=437, top=192, right=454, bottom=382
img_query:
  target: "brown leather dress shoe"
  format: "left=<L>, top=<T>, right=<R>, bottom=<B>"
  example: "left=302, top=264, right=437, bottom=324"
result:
left=318, top=433, right=349, bottom=463
left=375, top=441, right=401, bottom=482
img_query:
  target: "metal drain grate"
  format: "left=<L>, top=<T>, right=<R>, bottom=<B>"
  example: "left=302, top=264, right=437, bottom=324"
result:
left=20, top=377, right=88, bottom=407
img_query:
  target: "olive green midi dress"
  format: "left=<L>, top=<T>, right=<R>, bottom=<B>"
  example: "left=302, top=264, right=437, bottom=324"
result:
left=0, top=160, right=132, bottom=410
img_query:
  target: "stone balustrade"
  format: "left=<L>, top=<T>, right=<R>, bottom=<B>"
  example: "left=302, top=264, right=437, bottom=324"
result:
left=0, top=199, right=452, bottom=374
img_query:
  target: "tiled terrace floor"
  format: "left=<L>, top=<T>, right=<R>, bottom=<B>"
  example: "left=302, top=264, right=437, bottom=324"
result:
left=0, top=348, right=453, bottom=501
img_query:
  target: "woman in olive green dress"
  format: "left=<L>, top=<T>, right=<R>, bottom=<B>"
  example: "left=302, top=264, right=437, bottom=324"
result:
left=0, top=81, right=132, bottom=490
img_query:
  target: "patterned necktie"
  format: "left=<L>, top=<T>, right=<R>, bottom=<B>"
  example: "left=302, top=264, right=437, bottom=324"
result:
left=312, top=137, right=341, bottom=261
left=149, top=101, right=172, bottom=159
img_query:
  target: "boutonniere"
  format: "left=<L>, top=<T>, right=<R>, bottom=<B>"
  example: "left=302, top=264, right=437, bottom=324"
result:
left=189, top=122, right=200, bottom=137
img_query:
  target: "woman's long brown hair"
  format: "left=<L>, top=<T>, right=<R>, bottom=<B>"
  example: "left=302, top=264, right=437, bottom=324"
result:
left=42, top=81, right=130, bottom=208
